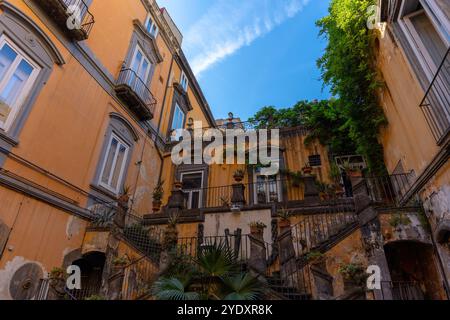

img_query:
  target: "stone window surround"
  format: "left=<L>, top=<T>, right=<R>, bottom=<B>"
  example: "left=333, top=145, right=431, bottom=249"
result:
left=175, top=163, right=209, bottom=209
left=166, top=82, right=193, bottom=139
left=90, top=112, right=139, bottom=200
left=0, top=2, right=65, bottom=153
left=121, top=20, right=164, bottom=85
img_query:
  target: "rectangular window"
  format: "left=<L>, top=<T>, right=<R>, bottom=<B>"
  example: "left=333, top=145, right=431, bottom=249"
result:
left=0, top=36, right=40, bottom=131
left=130, top=46, right=151, bottom=84
left=181, top=172, right=203, bottom=209
left=99, top=133, right=130, bottom=194
left=254, top=170, right=281, bottom=204
left=180, top=71, right=188, bottom=92
left=171, top=103, right=185, bottom=141
left=309, top=154, right=322, bottom=167
left=144, top=15, right=159, bottom=38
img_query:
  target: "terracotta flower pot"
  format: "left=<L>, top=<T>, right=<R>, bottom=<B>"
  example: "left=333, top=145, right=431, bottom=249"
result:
left=233, top=175, right=244, bottom=182
left=152, top=200, right=162, bottom=213
left=302, top=167, right=313, bottom=175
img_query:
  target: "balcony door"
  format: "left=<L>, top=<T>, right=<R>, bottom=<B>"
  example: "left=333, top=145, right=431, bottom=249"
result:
left=130, top=46, right=151, bottom=85
left=253, top=170, right=282, bottom=204
left=181, top=172, right=204, bottom=209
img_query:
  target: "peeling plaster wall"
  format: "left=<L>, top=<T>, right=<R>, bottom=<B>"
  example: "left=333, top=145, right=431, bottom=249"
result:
left=380, top=212, right=432, bottom=245
left=323, top=230, right=368, bottom=298
left=0, top=256, right=46, bottom=300
left=0, top=190, right=87, bottom=272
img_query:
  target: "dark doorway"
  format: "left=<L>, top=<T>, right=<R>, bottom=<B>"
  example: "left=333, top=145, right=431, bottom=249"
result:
left=69, top=251, right=106, bottom=300
left=384, top=241, right=445, bottom=300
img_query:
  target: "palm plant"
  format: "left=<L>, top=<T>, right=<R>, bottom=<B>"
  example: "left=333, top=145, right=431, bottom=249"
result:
left=151, top=277, right=200, bottom=301
left=221, top=273, right=264, bottom=300
left=151, top=242, right=264, bottom=300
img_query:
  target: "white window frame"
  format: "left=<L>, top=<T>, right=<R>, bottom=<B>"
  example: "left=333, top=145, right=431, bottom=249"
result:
left=144, top=14, right=159, bottom=38
left=180, top=171, right=204, bottom=209
left=0, top=35, right=41, bottom=132
left=98, top=132, right=130, bottom=195
left=130, top=45, right=152, bottom=84
left=180, top=71, right=189, bottom=92
left=253, top=171, right=282, bottom=204
left=170, top=103, right=186, bottom=141
left=398, top=0, right=450, bottom=80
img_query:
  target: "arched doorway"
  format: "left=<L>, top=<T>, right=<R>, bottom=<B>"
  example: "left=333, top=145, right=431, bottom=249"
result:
left=69, top=251, right=106, bottom=300
left=384, top=241, right=445, bottom=300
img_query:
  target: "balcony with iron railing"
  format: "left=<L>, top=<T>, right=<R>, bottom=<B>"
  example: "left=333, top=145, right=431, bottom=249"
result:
left=420, top=47, right=450, bottom=145
left=115, top=68, right=157, bottom=121
left=35, top=0, right=95, bottom=41
left=351, top=172, right=419, bottom=208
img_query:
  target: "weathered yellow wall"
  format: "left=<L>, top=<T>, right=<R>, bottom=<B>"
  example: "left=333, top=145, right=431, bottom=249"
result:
left=0, top=189, right=87, bottom=271
left=377, top=30, right=439, bottom=176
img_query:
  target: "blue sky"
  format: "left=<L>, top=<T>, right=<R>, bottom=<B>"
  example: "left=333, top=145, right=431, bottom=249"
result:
left=158, top=0, right=331, bottom=121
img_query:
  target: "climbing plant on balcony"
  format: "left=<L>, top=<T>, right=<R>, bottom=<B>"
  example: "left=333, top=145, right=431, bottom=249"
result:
left=316, top=0, right=387, bottom=174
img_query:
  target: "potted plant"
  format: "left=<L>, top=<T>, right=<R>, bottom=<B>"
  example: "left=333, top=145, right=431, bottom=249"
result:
left=341, top=160, right=362, bottom=178
left=249, top=221, right=266, bottom=237
left=163, top=212, right=180, bottom=250
left=338, top=263, right=367, bottom=288
left=277, top=207, right=291, bottom=229
left=112, top=256, right=129, bottom=272
left=174, top=181, right=183, bottom=190
left=119, top=185, right=131, bottom=204
left=306, top=251, right=326, bottom=265
left=302, top=163, right=313, bottom=175
left=49, top=267, right=66, bottom=292
left=233, top=169, right=245, bottom=182
left=152, top=180, right=164, bottom=213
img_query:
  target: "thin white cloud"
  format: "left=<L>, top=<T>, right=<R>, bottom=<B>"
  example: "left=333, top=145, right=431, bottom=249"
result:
left=184, top=0, right=311, bottom=76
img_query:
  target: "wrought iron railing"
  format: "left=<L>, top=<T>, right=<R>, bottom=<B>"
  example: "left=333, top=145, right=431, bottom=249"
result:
left=379, top=281, right=426, bottom=300
left=116, top=68, right=157, bottom=116
left=183, top=179, right=306, bottom=210
left=121, top=255, right=160, bottom=300
left=420, top=47, right=450, bottom=145
left=355, top=173, right=418, bottom=207
left=291, top=206, right=358, bottom=258
left=36, top=0, right=95, bottom=39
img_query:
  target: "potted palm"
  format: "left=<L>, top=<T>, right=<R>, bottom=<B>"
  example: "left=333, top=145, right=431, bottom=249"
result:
left=152, top=180, right=164, bottom=213
left=233, top=169, right=245, bottom=182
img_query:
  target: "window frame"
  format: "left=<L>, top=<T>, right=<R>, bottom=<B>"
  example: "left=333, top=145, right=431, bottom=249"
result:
left=0, top=35, right=41, bottom=132
left=398, top=0, right=450, bottom=81
left=129, top=44, right=152, bottom=84
left=98, top=132, right=130, bottom=195
left=180, top=170, right=204, bottom=209
left=253, top=169, right=282, bottom=204
left=144, top=14, right=159, bottom=38
left=180, top=71, right=189, bottom=92
left=170, top=102, right=186, bottom=141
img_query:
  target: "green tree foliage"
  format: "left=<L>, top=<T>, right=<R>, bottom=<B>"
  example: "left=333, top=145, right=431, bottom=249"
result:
left=316, top=0, right=387, bottom=174
left=249, top=100, right=356, bottom=155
